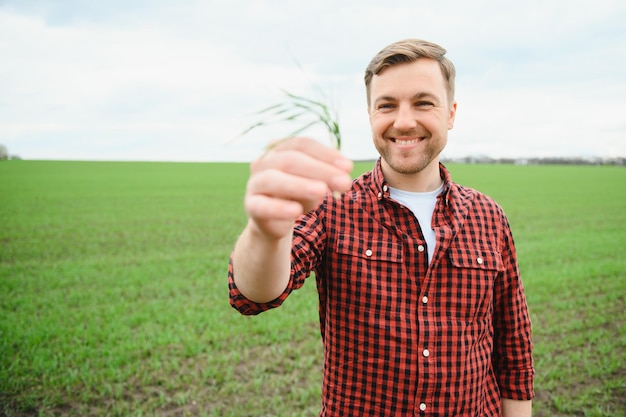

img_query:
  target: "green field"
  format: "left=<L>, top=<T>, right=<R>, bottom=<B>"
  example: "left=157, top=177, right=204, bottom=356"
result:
left=1, top=160, right=625, bottom=416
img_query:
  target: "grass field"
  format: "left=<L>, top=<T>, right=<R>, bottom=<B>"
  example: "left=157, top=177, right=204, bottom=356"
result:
left=1, top=160, right=625, bottom=417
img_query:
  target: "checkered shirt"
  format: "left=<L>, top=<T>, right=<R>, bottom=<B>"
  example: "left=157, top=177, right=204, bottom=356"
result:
left=229, top=161, right=534, bottom=416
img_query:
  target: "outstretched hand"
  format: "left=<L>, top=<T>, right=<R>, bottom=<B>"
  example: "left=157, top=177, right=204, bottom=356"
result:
left=244, top=137, right=354, bottom=239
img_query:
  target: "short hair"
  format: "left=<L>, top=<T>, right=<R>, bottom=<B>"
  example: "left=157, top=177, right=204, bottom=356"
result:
left=364, top=39, right=456, bottom=106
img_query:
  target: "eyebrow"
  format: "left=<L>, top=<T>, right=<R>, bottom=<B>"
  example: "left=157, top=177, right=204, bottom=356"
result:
left=412, top=92, right=440, bottom=102
left=373, top=91, right=441, bottom=105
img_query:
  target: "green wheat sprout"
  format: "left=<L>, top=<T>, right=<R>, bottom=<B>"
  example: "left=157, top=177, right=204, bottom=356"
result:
left=240, top=88, right=344, bottom=198
left=240, top=89, right=342, bottom=152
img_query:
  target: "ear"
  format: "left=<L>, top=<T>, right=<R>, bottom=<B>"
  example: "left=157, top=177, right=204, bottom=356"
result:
left=448, top=101, right=457, bottom=130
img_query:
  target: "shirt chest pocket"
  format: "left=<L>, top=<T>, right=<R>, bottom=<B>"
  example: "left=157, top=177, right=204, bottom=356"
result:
left=333, top=234, right=403, bottom=320
left=336, top=234, right=403, bottom=263
left=448, top=245, right=504, bottom=272
left=441, top=245, right=504, bottom=321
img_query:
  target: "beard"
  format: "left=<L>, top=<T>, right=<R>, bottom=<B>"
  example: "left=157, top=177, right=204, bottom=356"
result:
left=374, top=133, right=447, bottom=175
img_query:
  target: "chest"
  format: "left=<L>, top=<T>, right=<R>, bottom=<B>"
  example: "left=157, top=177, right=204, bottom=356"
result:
left=319, top=202, right=504, bottom=323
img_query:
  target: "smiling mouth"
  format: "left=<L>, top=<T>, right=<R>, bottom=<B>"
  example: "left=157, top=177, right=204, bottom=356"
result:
left=393, top=138, right=424, bottom=145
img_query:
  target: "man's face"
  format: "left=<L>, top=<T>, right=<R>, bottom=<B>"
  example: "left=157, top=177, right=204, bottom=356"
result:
left=368, top=59, right=456, bottom=180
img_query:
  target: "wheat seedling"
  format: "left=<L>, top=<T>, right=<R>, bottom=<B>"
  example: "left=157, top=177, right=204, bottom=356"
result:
left=241, top=89, right=342, bottom=152
left=240, top=88, right=344, bottom=197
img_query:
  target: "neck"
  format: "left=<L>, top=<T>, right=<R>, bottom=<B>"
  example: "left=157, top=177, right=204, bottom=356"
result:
left=382, top=159, right=443, bottom=192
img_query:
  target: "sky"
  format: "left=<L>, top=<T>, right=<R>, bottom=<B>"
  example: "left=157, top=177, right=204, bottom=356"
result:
left=1, top=0, right=625, bottom=162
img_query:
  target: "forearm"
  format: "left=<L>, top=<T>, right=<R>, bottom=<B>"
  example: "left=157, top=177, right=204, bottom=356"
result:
left=230, top=137, right=352, bottom=304
left=231, top=219, right=293, bottom=303
left=502, top=398, right=532, bottom=417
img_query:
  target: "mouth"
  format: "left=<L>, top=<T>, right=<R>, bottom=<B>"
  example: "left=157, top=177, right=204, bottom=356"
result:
left=390, top=136, right=426, bottom=145
left=393, top=138, right=422, bottom=145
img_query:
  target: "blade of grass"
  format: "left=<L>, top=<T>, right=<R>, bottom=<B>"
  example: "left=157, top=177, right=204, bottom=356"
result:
left=240, top=89, right=342, bottom=151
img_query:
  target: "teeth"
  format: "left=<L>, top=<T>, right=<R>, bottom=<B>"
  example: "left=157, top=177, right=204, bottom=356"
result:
left=395, top=139, right=419, bottom=145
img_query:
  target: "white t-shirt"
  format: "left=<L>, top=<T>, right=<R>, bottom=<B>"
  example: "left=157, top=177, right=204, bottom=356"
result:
left=389, top=183, right=444, bottom=264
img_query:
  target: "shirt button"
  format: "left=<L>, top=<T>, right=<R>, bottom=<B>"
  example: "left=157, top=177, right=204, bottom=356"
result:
left=365, top=249, right=373, bottom=257
left=383, top=185, right=388, bottom=192
left=420, top=403, right=427, bottom=411
left=423, top=349, right=430, bottom=357
left=377, top=192, right=382, bottom=198
left=477, top=257, right=484, bottom=265
left=417, top=245, right=425, bottom=252
left=422, top=296, right=428, bottom=304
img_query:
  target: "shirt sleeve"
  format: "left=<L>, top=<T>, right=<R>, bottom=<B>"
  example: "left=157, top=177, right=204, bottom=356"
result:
left=492, top=209, right=535, bottom=400
left=227, top=255, right=295, bottom=315
left=228, top=202, right=327, bottom=316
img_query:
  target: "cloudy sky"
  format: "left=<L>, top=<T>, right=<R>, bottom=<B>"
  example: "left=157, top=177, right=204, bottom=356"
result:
left=1, top=0, right=625, bottom=162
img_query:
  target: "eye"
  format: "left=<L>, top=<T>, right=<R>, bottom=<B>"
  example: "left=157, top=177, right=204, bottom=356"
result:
left=377, top=102, right=395, bottom=111
left=415, top=101, right=434, bottom=108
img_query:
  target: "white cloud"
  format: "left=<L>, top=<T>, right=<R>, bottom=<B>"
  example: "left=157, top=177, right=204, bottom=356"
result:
left=0, top=0, right=624, bottom=161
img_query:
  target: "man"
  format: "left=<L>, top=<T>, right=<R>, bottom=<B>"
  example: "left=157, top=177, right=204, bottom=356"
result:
left=228, top=39, right=534, bottom=416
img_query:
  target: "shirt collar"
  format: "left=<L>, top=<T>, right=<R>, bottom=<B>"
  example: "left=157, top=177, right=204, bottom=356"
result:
left=371, top=158, right=453, bottom=204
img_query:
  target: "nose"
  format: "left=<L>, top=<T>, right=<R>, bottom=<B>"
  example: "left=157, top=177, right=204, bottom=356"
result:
left=393, top=103, right=417, bottom=131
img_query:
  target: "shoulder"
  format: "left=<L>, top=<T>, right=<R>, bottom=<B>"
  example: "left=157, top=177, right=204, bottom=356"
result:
left=450, top=181, right=509, bottom=221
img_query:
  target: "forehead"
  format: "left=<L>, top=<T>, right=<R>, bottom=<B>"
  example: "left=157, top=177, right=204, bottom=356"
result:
left=370, top=59, right=447, bottom=100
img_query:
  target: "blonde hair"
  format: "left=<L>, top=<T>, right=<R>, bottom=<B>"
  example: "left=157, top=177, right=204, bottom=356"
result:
left=364, top=39, right=456, bottom=105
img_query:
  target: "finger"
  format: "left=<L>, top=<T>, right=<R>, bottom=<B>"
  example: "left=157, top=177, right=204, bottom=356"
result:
left=247, top=169, right=329, bottom=210
left=254, top=149, right=353, bottom=194
left=245, top=193, right=305, bottom=221
left=260, top=137, right=353, bottom=174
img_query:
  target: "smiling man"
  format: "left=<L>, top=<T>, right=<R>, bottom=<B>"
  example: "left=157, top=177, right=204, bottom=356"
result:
left=228, top=38, right=534, bottom=416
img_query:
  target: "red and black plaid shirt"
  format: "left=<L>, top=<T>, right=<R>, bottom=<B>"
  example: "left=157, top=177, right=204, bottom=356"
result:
left=229, top=161, right=534, bottom=416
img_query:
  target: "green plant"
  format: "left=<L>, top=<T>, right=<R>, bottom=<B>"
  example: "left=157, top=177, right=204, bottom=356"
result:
left=241, top=89, right=342, bottom=151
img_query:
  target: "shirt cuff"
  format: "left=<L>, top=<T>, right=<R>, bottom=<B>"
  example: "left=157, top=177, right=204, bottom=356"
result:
left=498, top=368, right=535, bottom=400
left=228, top=255, right=292, bottom=315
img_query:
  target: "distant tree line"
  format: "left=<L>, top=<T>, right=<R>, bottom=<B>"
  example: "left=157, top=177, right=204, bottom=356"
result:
left=0, top=143, right=622, bottom=165
left=441, top=155, right=626, bottom=166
